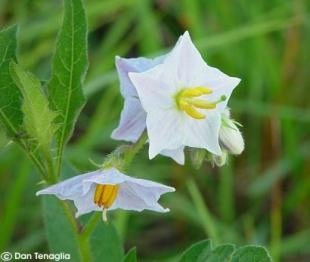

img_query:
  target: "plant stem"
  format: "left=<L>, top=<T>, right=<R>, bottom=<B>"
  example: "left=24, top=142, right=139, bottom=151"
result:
left=17, top=139, right=48, bottom=180
left=187, top=178, right=219, bottom=243
left=78, top=235, right=93, bottom=262
left=122, top=130, right=148, bottom=169
left=82, top=213, right=101, bottom=238
left=42, top=147, right=57, bottom=184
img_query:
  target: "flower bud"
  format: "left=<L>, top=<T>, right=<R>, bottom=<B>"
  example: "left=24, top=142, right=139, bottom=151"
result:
left=219, top=112, right=244, bottom=155
left=190, top=148, right=207, bottom=169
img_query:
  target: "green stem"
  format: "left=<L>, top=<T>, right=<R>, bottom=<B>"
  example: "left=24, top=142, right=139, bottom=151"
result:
left=218, top=162, right=235, bottom=222
left=187, top=178, right=219, bottom=243
left=18, top=139, right=48, bottom=180
left=122, top=130, right=148, bottom=169
left=42, top=147, right=57, bottom=184
left=82, top=213, right=101, bottom=238
left=55, top=145, right=64, bottom=179
left=78, top=235, right=93, bottom=262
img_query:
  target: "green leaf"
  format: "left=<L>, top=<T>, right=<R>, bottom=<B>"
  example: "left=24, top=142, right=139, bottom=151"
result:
left=0, top=26, right=23, bottom=138
left=123, top=247, right=137, bottom=262
left=48, top=0, right=88, bottom=173
left=231, top=246, right=272, bottom=262
left=42, top=196, right=82, bottom=262
left=10, top=62, right=58, bottom=149
left=180, top=240, right=212, bottom=262
left=199, top=244, right=235, bottom=262
left=179, top=240, right=272, bottom=262
left=90, top=221, right=124, bottom=262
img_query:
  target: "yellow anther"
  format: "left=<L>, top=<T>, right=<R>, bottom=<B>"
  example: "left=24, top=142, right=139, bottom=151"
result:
left=94, top=184, right=119, bottom=208
left=181, top=86, right=213, bottom=97
left=176, top=86, right=226, bottom=120
left=188, top=99, right=216, bottom=109
left=180, top=100, right=205, bottom=119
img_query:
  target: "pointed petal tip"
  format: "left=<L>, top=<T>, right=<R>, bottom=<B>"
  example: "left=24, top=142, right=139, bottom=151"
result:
left=169, top=187, right=176, bottom=193
left=183, top=30, right=190, bottom=37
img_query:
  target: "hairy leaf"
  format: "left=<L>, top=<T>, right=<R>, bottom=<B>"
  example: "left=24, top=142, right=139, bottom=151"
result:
left=10, top=62, right=58, bottom=149
left=48, top=0, right=88, bottom=172
left=179, top=240, right=272, bottom=262
left=231, top=246, right=272, bottom=262
left=180, top=240, right=212, bottom=262
left=0, top=26, right=23, bottom=138
left=42, top=196, right=82, bottom=262
left=90, top=221, right=124, bottom=262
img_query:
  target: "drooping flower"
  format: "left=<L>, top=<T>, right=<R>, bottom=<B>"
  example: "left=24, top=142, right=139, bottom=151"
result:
left=129, top=31, right=241, bottom=160
left=37, top=168, right=175, bottom=221
left=111, top=55, right=185, bottom=164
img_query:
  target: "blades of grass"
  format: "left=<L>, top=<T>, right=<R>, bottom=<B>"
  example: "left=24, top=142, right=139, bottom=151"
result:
left=248, top=142, right=310, bottom=197
left=218, top=159, right=235, bottom=222
left=136, top=0, right=162, bottom=54
left=197, top=16, right=304, bottom=52
left=187, top=178, right=219, bottom=244
left=0, top=159, right=30, bottom=250
left=179, top=0, right=204, bottom=38
left=89, top=11, right=136, bottom=78
left=84, top=15, right=306, bottom=98
left=280, top=228, right=310, bottom=257
left=75, top=85, right=119, bottom=151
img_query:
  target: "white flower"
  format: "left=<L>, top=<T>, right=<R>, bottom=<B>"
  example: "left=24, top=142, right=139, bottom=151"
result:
left=36, top=168, right=175, bottom=221
left=129, top=32, right=241, bottom=160
left=219, top=109, right=244, bottom=155
left=111, top=55, right=185, bottom=164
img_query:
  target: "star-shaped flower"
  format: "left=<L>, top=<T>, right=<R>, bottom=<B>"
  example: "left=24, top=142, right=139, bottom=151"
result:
left=37, top=168, right=175, bottom=221
left=129, top=32, right=241, bottom=159
left=111, top=55, right=185, bottom=164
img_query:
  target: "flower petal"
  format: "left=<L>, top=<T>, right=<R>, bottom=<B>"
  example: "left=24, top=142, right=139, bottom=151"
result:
left=111, top=97, right=146, bottom=142
left=116, top=55, right=165, bottom=98
left=160, top=146, right=185, bottom=165
left=146, top=110, right=185, bottom=159
left=74, top=185, right=101, bottom=217
left=162, top=31, right=209, bottom=88
left=82, top=168, right=127, bottom=194
left=110, top=178, right=175, bottom=213
left=183, top=112, right=222, bottom=155
left=36, top=171, right=99, bottom=200
left=129, top=70, right=175, bottom=113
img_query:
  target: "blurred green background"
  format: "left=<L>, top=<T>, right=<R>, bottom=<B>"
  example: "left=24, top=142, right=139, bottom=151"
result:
left=0, top=0, right=309, bottom=261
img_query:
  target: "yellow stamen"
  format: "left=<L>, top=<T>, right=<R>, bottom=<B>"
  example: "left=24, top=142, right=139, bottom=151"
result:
left=179, top=100, right=205, bottom=119
left=189, top=99, right=216, bottom=109
left=175, top=86, right=226, bottom=120
left=181, top=86, right=212, bottom=97
left=94, top=184, right=119, bottom=209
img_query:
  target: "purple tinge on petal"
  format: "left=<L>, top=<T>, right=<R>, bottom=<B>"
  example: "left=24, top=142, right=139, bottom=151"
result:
left=111, top=98, right=147, bottom=142
left=115, top=55, right=166, bottom=98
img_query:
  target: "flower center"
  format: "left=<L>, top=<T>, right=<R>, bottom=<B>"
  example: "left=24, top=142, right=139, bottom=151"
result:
left=175, top=86, right=226, bottom=119
left=94, top=184, right=119, bottom=208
